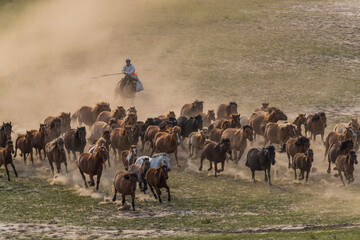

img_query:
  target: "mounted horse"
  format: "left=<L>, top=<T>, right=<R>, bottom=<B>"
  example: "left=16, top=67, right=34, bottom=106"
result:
left=116, top=74, right=138, bottom=105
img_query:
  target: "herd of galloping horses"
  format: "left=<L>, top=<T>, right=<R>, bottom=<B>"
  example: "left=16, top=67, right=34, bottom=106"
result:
left=0, top=100, right=359, bottom=210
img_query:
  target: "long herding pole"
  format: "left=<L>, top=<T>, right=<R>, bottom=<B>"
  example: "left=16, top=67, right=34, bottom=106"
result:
left=93, top=72, right=123, bottom=79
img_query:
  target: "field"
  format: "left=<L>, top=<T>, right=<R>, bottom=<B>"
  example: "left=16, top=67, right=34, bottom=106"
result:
left=1, top=0, right=360, bottom=239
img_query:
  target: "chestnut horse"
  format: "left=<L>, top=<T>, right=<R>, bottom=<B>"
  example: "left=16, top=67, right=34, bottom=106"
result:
left=0, top=140, right=18, bottom=181
left=327, top=140, right=354, bottom=174
left=0, top=122, right=13, bottom=148
left=221, top=126, right=253, bottom=163
left=44, top=112, right=71, bottom=134
left=212, top=113, right=241, bottom=130
left=72, top=102, right=111, bottom=127
left=286, top=136, right=310, bottom=169
left=216, top=102, right=238, bottom=119
left=77, top=146, right=108, bottom=190
left=151, top=126, right=182, bottom=167
left=334, top=118, right=359, bottom=133
left=324, top=127, right=355, bottom=161
left=180, top=100, right=204, bottom=117
left=263, top=123, right=297, bottom=151
left=31, top=124, right=48, bottom=160
left=110, top=126, right=136, bottom=161
left=46, top=118, right=62, bottom=142
left=45, top=136, right=67, bottom=176
left=292, top=114, right=307, bottom=136
left=15, top=131, right=35, bottom=166
left=247, top=108, right=287, bottom=141
left=304, top=112, right=327, bottom=141
left=96, top=106, right=126, bottom=123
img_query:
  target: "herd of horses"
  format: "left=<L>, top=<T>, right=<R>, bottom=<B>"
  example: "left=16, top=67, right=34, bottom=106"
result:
left=1, top=100, right=359, bottom=210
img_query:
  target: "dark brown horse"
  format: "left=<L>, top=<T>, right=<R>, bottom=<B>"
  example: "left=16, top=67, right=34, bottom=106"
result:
left=44, top=112, right=71, bottom=134
left=72, top=102, right=111, bottom=127
left=327, top=140, right=354, bottom=174
left=199, top=138, right=232, bottom=177
left=180, top=100, right=204, bottom=117
left=116, top=75, right=137, bottom=104
left=15, top=131, right=35, bottom=166
left=77, top=146, right=108, bottom=190
left=64, top=127, right=87, bottom=160
left=286, top=136, right=310, bottom=169
left=305, top=112, right=327, bottom=141
left=0, top=140, right=18, bottom=181
left=31, top=124, right=48, bottom=160
left=0, top=122, right=12, bottom=148
left=96, top=106, right=126, bottom=123
left=216, top=102, right=238, bottom=119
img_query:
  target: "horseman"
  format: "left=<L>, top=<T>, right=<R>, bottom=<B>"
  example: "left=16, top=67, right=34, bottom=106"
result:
left=119, top=58, right=143, bottom=93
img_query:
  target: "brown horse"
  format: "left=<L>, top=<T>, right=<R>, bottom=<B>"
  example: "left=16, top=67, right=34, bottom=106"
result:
left=142, top=125, right=161, bottom=151
left=221, top=126, right=253, bottom=163
left=180, top=100, right=204, bottom=117
left=327, top=140, right=354, bottom=174
left=96, top=106, right=126, bottom=123
left=199, top=138, right=232, bottom=177
left=64, top=127, right=87, bottom=160
left=0, top=122, right=12, bottom=148
left=248, top=108, right=287, bottom=141
left=216, top=102, right=238, bottom=119
left=292, top=114, right=307, bottom=136
left=46, top=117, right=62, bottom=142
left=159, top=111, right=176, bottom=120
left=110, top=126, right=136, bottom=161
left=324, top=127, right=355, bottom=161
left=45, top=136, right=67, bottom=176
left=212, top=113, right=241, bottom=130
left=77, top=146, right=108, bottom=190
left=263, top=123, right=298, bottom=151
left=118, top=112, right=138, bottom=128
left=31, top=124, right=48, bottom=160
left=14, top=131, right=35, bottom=166
left=334, top=118, right=359, bottom=133
left=112, top=170, right=138, bottom=210
left=200, top=110, right=215, bottom=127
left=286, top=136, right=310, bottom=169
left=120, top=145, right=137, bottom=170
left=151, top=126, right=182, bottom=167
left=0, top=140, right=18, bottom=181
left=72, top=102, right=111, bottom=127
left=304, top=112, right=327, bottom=141
left=44, top=112, right=71, bottom=134
left=210, top=120, right=230, bottom=142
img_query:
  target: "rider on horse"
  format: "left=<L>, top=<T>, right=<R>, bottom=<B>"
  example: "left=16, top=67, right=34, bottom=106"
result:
left=120, top=58, right=139, bottom=92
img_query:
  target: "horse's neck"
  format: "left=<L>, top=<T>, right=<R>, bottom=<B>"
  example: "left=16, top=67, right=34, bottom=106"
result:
left=293, top=117, right=302, bottom=127
left=93, top=151, right=103, bottom=166
left=266, top=113, right=277, bottom=123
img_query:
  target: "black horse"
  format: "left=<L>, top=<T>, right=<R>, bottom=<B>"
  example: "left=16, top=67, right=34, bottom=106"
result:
left=245, top=145, right=276, bottom=186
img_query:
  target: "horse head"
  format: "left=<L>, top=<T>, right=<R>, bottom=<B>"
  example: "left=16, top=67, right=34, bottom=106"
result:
left=243, top=125, right=253, bottom=142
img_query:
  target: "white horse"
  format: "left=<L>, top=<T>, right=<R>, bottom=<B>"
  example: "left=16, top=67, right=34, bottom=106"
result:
left=135, top=153, right=171, bottom=171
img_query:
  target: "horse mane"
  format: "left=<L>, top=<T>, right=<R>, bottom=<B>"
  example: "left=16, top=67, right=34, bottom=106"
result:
left=264, top=110, right=277, bottom=122
left=311, top=114, right=320, bottom=121
left=339, top=140, right=353, bottom=151
left=94, top=102, right=110, bottom=113
left=243, top=125, right=252, bottom=131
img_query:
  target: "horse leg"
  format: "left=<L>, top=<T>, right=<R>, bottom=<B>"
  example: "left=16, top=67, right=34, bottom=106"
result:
left=188, top=143, right=192, bottom=157
left=122, top=194, right=126, bottom=206
left=30, top=149, right=34, bottom=166
left=11, top=163, right=18, bottom=178
left=89, top=174, right=95, bottom=187
left=23, top=152, right=27, bottom=165
left=72, top=151, right=77, bottom=161
left=214, top=162, right=218, bottom=177
left=208, top=160, right=212, bottom=171
left=131, top=193, right=135, bottom=211
left=4, top=164, right=10, bottom=181
left=112, top=189, right=117, bottom=202
left=299, top=170, right=304, bottom=180
left=149, top=184, right=157, bottom=200
left=305, top=171, right=309, bottom=183
left=252, top=170, right=256, bottom=183
left=155, top=186, right=162, bottom=203
left=165, top=184, right=171, bottom=202
left=49, top=160, right=55, bottom=176
left=294, top=168, right=297, bottom=180
left=174, top=149, right=180, bottom=167
left=220, top=160, right=225, bottom=172
left=264, top=169, right=268, bottom=182
left=287, top=153, right=291, bottom=169
left=65, top=160, right=68, bottom=174
left=268, top=168, right=272, bottom=186
left=236, top=149, right=245, bottom=164
left=199, top=155, right=204, bottom=171
left=79, top=168, right=88, bottom=188
left=67, top=149, right=71, bottom=160
left=327, top=158, right=331, bottom=174
left=339, top=170, right=345, bottom=186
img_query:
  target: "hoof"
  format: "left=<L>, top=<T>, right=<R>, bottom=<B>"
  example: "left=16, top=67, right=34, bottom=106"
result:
left=327, top=169, right=330, bottom=174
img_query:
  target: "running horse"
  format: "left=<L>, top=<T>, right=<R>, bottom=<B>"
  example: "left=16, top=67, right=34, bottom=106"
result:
left=116, top=75, right=138, bottom=105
